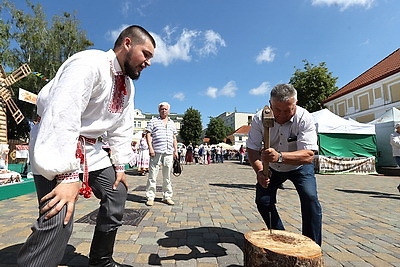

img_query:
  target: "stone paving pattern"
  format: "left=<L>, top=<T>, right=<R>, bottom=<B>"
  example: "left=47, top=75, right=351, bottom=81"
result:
left=0, top=161, right=399, bottom=266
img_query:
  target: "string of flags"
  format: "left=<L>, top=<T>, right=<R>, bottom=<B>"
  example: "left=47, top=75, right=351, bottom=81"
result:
left=31, top=71, right=49, bottom=82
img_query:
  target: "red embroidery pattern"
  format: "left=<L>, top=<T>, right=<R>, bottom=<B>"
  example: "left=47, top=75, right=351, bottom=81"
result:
left=115, top=165, right=125, bottom=172
left=108, top=74, right=127, bottom=113
left=56, top=172, right=79, bottom=182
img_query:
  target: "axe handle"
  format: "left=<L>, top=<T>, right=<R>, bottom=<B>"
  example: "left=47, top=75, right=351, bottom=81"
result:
left=263, top=127, right=270, bottom=176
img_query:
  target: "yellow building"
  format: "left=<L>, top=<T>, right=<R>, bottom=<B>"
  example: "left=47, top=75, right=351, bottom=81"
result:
left=323, top=48, right=400, bottom=122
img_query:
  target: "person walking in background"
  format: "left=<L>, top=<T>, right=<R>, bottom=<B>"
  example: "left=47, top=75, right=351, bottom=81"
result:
left=129, top=141, right=139, bottom=167
left=137, top=132, right=150, bottom=175
left=389, top=123, right=400, bottom=192
left=239, top=145, right=246, bottom=164
left=185, top=143, right=193, bottom=165
left=18, top=25, right=156, bottom=267
left=246, top=83, right=322, bottom=245
left=145, top=102, right=178, bottom=206
left=202, top=144, right=209, bottom=165
left=193, top=145, right=200, bottom=165
left=179, top=145, right=186, bottom=164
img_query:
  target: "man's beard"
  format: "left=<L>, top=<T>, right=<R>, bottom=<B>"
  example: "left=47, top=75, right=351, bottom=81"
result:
left=124, top=59, right=141, bottom=80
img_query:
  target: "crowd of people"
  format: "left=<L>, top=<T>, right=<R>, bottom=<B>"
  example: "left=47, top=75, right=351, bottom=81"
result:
left=129, top=142, right=248, bottom=169
left=175, top=143, right=247, bottom=165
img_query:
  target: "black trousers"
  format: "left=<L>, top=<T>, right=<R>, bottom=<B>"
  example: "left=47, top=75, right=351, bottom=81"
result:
left=17, top=166, right=127, bottom=267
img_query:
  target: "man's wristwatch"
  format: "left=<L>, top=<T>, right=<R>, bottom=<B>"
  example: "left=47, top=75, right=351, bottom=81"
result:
left=277, top=151, right=283, bottom=163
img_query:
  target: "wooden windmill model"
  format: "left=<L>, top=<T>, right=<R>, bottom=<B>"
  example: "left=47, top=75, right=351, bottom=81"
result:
left=0, top=64, right=31, bottom=144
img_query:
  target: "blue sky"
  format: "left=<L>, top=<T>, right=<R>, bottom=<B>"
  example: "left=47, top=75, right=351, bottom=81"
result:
left=12, top=0, right=400, bottom=128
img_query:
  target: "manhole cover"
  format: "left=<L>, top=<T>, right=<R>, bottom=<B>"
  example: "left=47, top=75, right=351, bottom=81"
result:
left=133, top=185, right=162, bottom=192
left=75, top=208, right=149, bottom=226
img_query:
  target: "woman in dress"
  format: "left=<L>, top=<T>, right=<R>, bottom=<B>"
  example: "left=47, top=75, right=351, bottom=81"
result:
left=137, top=132, right=150, bottom=175
left=185, top=143, right=193, bottom=165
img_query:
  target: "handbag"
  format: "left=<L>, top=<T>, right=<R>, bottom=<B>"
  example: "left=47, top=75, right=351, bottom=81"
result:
left=172, top=158, right=182, bottom=177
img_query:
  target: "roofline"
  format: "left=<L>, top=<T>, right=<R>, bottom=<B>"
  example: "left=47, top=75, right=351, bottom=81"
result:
left=322, top=48, right=400, bottom=104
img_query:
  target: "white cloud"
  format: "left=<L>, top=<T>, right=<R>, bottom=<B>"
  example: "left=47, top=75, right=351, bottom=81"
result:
left=121, top=1, right=131, bottom=17
left=311, top=0, right=374, bottom=10
left=135, top=0, right=153, bottom=16
left=360, top=39, right=370, bottom=46
left=219, top=81, right=238, bottom=97
left=249, top=82, right=271, bottom=96
left=151, top=29, right=198, bottom=66
left=199, top=30, right=227, bottom=56
left=106, top=24, right=130, bottom=41
left=206, top=87, right=218, bottom=98
left=151, top=26, right=226, bottom=66
left=106, top=25, right=226, bottom=66
left=205, top=81, right=238, bottom=98
left=173, top=92, right=185, bottom=101
left=256, top=46, right=276, bottom=64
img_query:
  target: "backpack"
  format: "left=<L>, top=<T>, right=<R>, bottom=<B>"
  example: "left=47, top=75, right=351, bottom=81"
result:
left=172, top=158, right=182, bottom=177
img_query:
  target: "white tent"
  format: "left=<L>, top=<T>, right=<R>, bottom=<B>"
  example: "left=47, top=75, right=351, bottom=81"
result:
left=368, top=107, right=400, bottom=167
left=312, top=109, right=375, bottom=135
left=311, top=109, right=377, bottom=173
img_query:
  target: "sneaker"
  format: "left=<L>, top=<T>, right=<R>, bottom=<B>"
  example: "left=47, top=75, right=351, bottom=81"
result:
left=146, top=199, right=154, bottom=206
left=163, top=199, right=174, bottom=205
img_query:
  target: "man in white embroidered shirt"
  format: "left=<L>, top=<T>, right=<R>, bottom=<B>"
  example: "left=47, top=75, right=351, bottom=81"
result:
left=18, top=25, right=156, bottom=267
left=145, top=102, right=178, bottom=206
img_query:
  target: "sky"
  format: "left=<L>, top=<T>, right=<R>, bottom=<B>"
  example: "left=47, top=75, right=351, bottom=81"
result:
left=10, top=0, right=400, bottom=128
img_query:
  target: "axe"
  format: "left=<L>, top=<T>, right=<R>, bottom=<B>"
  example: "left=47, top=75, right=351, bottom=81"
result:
left=262, top=105, right=274, bottom=180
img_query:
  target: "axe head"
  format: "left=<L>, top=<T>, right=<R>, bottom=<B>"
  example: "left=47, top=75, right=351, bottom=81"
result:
left=262, top=105, right=274, bottom=128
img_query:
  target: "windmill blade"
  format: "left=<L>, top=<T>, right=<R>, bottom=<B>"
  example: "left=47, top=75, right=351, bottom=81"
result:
left=0, top=87, right=24, bottom=124
left=0, top=64, right=6, bottom=80
left=3, top=64, right=32, bottom=87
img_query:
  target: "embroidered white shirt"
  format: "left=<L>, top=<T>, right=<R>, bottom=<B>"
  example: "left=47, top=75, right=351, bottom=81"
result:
left=30, top=49, right=135, bottom=180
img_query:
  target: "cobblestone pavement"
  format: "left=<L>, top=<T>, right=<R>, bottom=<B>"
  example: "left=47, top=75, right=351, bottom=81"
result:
left=0, top=161, right=399, bottom=266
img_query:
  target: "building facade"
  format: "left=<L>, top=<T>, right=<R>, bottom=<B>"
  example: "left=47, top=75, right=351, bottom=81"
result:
left=226, top=125, right=251, bottom=148
left=217, top=111, right=254, bottom=130
left=323, top=48, right=400, bottom=122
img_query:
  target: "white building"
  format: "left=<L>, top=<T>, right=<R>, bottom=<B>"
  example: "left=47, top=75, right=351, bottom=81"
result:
left=323, top=48, right=400, bottom=122
left=217, top=111, right=255, bottom=130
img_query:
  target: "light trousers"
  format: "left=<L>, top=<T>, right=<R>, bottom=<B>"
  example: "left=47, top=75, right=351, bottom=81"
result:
left=146, top=152, right=173, bottom=200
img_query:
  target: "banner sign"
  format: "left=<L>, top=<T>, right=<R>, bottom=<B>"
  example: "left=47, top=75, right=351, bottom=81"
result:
left=18, top=88, right=37, bottom=105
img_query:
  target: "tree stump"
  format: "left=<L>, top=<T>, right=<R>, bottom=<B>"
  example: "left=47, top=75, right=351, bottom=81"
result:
left=244, top=229, right=323, bottom=267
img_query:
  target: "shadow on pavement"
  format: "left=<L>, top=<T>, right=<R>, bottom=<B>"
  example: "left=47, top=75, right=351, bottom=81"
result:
left=210, top=183, right=256, bottom=191
left=148, top=227, right=244, bottom=266
left=0, top=243, right=88, bottom=267
left=126, top=192, right=147, bottom=203
left=336, top=189, right=400, bottom=200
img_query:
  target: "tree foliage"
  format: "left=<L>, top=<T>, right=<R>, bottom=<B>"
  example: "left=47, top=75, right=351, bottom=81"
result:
left=179, top=107, right=203, bottom=145
left=0, top=0, right=93, bottom=140
left=205, top=117, right=231, bottom=145
left=289, top=60, right=338, bottom=112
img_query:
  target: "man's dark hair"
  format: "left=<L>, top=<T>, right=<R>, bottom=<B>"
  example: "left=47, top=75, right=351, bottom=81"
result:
left=114, top=25, right=156, bottom=49
left=270, top=84, right=297, bottom=102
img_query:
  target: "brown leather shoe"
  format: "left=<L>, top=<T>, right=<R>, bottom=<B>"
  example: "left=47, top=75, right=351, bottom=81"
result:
left=146, top=199, right=154, bottom=206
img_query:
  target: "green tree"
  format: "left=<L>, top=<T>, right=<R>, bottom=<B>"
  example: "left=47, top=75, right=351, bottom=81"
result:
left=289, top=60, right=338, bottom=112
left=205, top=117, right=231, bottom=145
left=1, top=0, right=93, bottom=140
left=179, top=107, right=203, bottom=145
